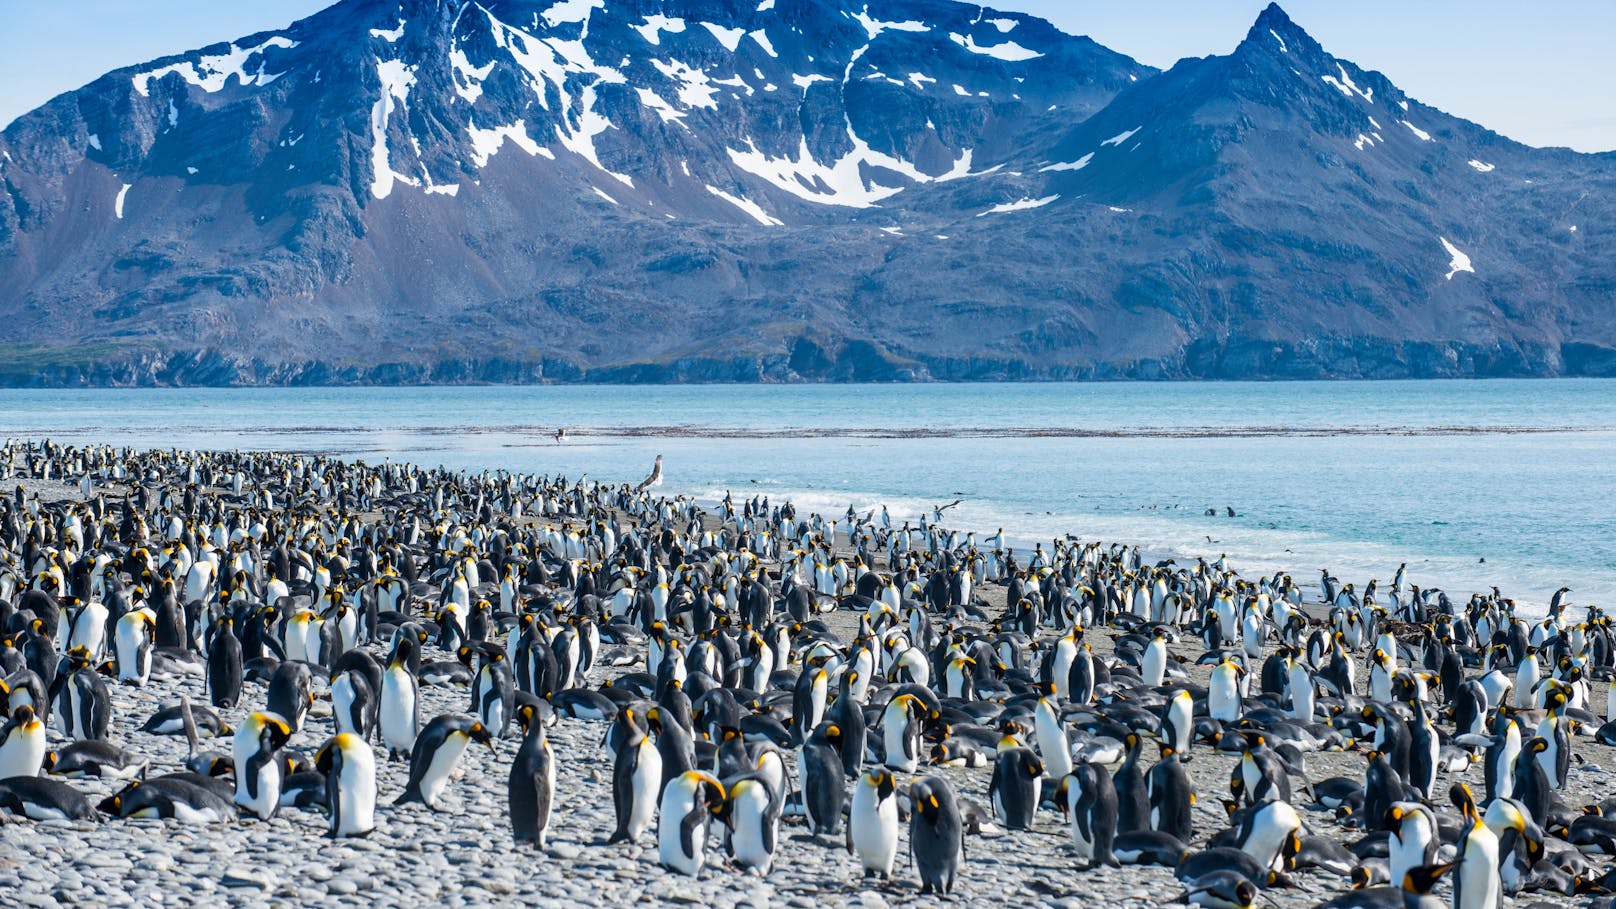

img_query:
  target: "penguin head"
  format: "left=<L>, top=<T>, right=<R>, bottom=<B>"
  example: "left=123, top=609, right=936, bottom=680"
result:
left=1401, top=863, right=1452, bottom=895
left=314, top=734, right=351, bottom=773
left=516, top=704, right=542, bottom=734
left=912, top=785, right=941, bottom=822
left=862, top=769, right=896, bottom=800
left=1449, top=783, right=1480, bottom=821
left=249, top=712, right=292, bottom=750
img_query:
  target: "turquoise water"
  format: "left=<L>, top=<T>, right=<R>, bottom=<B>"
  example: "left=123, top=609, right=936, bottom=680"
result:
left=3, top=380, right=1613, bottom=610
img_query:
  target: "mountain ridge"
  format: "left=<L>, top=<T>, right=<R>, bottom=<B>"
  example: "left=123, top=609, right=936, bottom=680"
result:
left=1, top=0, right=1613, bottom=385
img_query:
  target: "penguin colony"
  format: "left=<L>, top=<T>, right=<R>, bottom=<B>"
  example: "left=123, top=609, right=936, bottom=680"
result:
left=2, top=438, right=1616, bottom=908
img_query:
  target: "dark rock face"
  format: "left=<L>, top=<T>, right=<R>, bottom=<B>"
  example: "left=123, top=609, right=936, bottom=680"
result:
left=0, top=0, right=1613, bottom=385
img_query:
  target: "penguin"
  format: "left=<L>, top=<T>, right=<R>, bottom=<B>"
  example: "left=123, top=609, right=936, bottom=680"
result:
left=509, top=702, right=555, bottom=849
left=825, top=668, right=867, bottom=778
left=881, top=692, right=924, bottom=772
left=1147, top=742, right=1195, bottom=841
left=608, top=707, right=663, bottom=844
left=99, top=775, right=234, bottom=823
left=42, top=740, right=147, bottom=780
left=0, top=704, right=47, bottom=780
left=1114, top=731, right=1151, bottom=834
left=1163, top=688, right=1195, bottom=760
left=848, top=768, right=899, bottom=879
left=112, top=609, right=155, bottom=686
left=0, top=776, right=99, bottom=821
left=1035, top=692, right=1074, bottom=780
left=232, top=711, right=291, bottom=820
left=1386, top=802, right=1439, bottom=889
left=1208, top=659, right=1243, bottom=722
left=801, top=721, right=846, bottom=836
left=1061, top=761, right=1119, bottom=867
left=266, top=660, right=313, bottom=734
left=657, top=770, right=725, bottom=877
left=472, top=648, right=516, bottom=740
left=909, top=775, right=964, bottom=896
left=379, top=640, right=420, bottom=761
left=1450, top=784, right=1499, bottom=909
left=206, top=618, right=242, bottom=709
left=1406, top=700, right=1439, bottom=800
left=393, top=715, right=493, bottom=810
left=1312, top=864, right=1450, bottom=909
left=722, top=771, right=781, bottom=875
left=1114, top=829, right=1194, bottom=866
left=330, top=667, right=376, bottom=741
left=1180, top=871, right=1257, bottom=909
left=1230, top=798, right=1302, bottom=872
left=315, top=732, right=376, bottom=838
left=989, top=742, right=1043, bottom=830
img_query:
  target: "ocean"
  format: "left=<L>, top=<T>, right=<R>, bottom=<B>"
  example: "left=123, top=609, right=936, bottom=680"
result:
left=3, top=379, right=1612, bottom=612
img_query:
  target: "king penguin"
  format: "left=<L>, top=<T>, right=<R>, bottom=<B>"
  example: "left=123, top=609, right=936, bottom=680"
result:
left=379, top=638, right=420, bottom=761
left=0, top=705, right=47, bottom=779
left=848, top=768, right=899, bottom=879
left=393, top=715, right=493, bottom=810
left=658, top=770, right=725, bottom=877
left=1061, top=761, right=1119, bottom=867
left=910, top=775, right=964, bottom=896
left=509, top=702, right=556, bottom=849
left=989, top=741, right=1043, bottom=831
left=801, top=721, right=846, bottom=836
left=315, top=732, right=376, bottom=838
left=608, top=706, right=663, bottom=844
left=722, top=773, right=781, bottom=875
left=233, top=711, right=291, bottom=820
left=1451, top=784, right=1500, bottom=909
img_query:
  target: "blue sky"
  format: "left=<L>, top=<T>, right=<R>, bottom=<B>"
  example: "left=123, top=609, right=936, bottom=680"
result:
left=1, top=0, right=1612, bottom=151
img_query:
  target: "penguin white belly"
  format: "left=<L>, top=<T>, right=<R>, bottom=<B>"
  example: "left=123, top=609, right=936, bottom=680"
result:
left=19, top=802, right=70, bottom=822
left=380, top=671, right=417, bottom=753
left=172, top=802, right=222, bottom=825
left=659, top=790, right=705, bottom=876
left=236, top=761, right=281, bottom=819
left=1066, top=786, right=1095, bottom=860
left=0, top=731, right=45, bottom=778
left=728, top=788, right=774, bottom=874
left=337, top=750, right=378, bottom=835
left=628, top=743, right=663, bottom=838
left=330, top=675, right=355, bottom=729
left=850, top=791, right=898, bottom=875
left=881, top=722, right=913, bottom=772
left=1457, top=831, right=1501, bottom=909
left=418, top=736, right=472, bottom=808
left=114, top=624, right=148, bottom=685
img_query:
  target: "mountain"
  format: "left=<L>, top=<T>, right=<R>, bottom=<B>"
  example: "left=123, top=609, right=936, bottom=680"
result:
left=1, top=0, right=1613, bottom=385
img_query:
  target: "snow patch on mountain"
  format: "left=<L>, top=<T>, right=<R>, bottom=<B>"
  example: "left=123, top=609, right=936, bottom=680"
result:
left=707, top=185, right=782, bottom=226
left=634, top=15, right=685, bottom=45
left=1040, top=152, right=1093, bottom=173
left=1439, top=237, right=1473, bottom=280
left=978, top=195, right=1058, bottom=216
left=949, top=32, right=1041, bottom=62
left=369, top=57, right=417, bottom=200
left=132, top=36, right=297, bottom=97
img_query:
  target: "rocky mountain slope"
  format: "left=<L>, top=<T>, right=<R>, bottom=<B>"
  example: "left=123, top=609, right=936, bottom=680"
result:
left=1, top=0, right=1612, bottom=384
